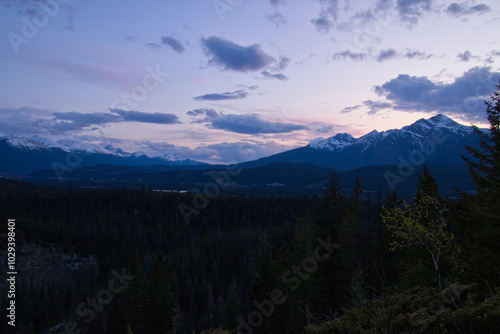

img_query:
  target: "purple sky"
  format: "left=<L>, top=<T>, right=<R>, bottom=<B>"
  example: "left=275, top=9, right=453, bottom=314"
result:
left=1, top=0, right=499, bottom=163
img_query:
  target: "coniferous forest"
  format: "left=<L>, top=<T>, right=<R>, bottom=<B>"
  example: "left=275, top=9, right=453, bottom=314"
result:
left=1, top=90, right=499, bottom=333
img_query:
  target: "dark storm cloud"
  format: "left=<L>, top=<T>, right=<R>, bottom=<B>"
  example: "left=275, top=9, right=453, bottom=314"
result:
left=193, top=90, right=248, bottom=101
left=201, top=36, right=275, bottom=72
left=187, top=109, right=308, bottom=134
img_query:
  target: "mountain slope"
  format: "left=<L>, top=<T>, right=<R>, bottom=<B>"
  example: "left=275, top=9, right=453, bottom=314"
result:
left=0, top=135, right=205, bottom=176
left=241, top=114, right=479, bottom=170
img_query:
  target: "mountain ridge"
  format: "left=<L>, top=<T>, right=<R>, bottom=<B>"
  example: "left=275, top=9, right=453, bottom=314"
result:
left=240, top=114, right=480, bottom=170
left=0, top=114, right=482, bottom=176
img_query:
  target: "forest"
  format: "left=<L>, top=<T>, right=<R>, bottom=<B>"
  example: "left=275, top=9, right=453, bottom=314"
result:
left=0, top=89, right=499, bottom=334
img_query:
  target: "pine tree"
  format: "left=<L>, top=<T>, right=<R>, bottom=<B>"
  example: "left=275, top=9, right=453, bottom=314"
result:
left=320, top=173, right=345, bottom=230
left=458, top=83, right=500, bottom=290
left=142, top=255, right=176, bottom=334
left=314, top=174, right=346, bottom=309
left=415, top=165, right=441, bottom=204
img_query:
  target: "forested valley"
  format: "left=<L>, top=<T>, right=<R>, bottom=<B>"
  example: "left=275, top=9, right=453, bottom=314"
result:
left=1, top=92, right=499, bottom=334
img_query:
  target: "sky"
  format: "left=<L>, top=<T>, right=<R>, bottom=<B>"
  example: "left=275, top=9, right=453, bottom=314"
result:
left=0, top=0, right=499, bottom=164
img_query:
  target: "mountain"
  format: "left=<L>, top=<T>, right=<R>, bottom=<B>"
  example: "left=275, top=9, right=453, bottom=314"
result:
left=240, top=114, right=480, bottom=170
left=0, top=135, right=205, bottom=176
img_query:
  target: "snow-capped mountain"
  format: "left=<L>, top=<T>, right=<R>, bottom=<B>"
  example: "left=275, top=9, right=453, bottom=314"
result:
left=310, top=114, right=474, bottom=152
left=241, top=114, right=481, bottom=170
left=0, top=135, right=204, bottom=175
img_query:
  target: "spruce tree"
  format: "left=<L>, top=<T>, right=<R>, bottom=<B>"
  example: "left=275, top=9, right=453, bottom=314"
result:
left=143, top=255, right=176, bottom=334
left=459, top=83, right=500, bottom=290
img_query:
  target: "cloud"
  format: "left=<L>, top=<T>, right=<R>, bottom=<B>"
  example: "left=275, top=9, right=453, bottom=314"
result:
left=1, top=0, right=79, bottom=30
left=311, top=15, right=334, bottom=33
left=486, top=50, right=500, bottom=63
left=396, top=0, right=432, bottom=24
left=201, top=36, right=275, bottom=72
left=310, top=0, right=350, bottom=33
left=124, top=35, right=138, bottom=42
left=0, top=107, right=180, bottom=136
left=267, top=11, right=287, bottom=27
left=315, top=124, right=334, bottom=133
left=404, top=49, right=432, bottom=60
left=237, top=84, right=259, bottom=90
left=270, top=0, right=287, bottom=5
left=374, top=67, right=500, bottom=120
left=332, top=50, right=368, bottom=61
left=187, top=108, right=219, bottom=118
left=332, top=48, right=432, bottom=62
left=0, top=106, right=54, bottom=135
left=193, top=90, right=248, bottom=101
left=457, top=50, right=474, bottom=62
left=45, top=60, right=141, bottom=90
left=109, top=109, right=180, bottom=124
left=377, top=49, right=397, bottom=62
left=273, top=56, right=290, bottom=71
left=161, top=36, right=185, bottom=53
left=137, top=138, right=297, bottom=164
left=340, top=100, right=393, bottom=115
left=446, top=2, right=491, bottom=17
left=147, top=36, right=186, bottom=53
left=261, top=71, right=289, bottom=81
left=187, top=109, right=308, bottom=134
left=52, top=111, right=120, bottom=128
left=146, top=43, right=162, bottom=51
left=341, top=105, right=362, bottom=113
left=363, top=100, right=393, bottom=115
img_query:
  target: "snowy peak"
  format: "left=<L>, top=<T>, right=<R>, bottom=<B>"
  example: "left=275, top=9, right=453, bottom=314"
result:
left=56, top=139, right=117, bottom=155
left=311, top=133, right=355, bottom=150
left=404, top=114, right=472, bottom=137
left=310, top=114, right=474, bottom=151
left=2, top=135, right=51, bottom=151
left=1, top=135, right=191, bottom=162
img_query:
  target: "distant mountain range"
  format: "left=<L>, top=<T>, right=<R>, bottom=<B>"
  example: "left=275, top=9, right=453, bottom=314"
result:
left=0, top=114, right=482, bottom=198
left=0, top=135, right=204, bottom=175
left=240, top=114, right=480, bottom=170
